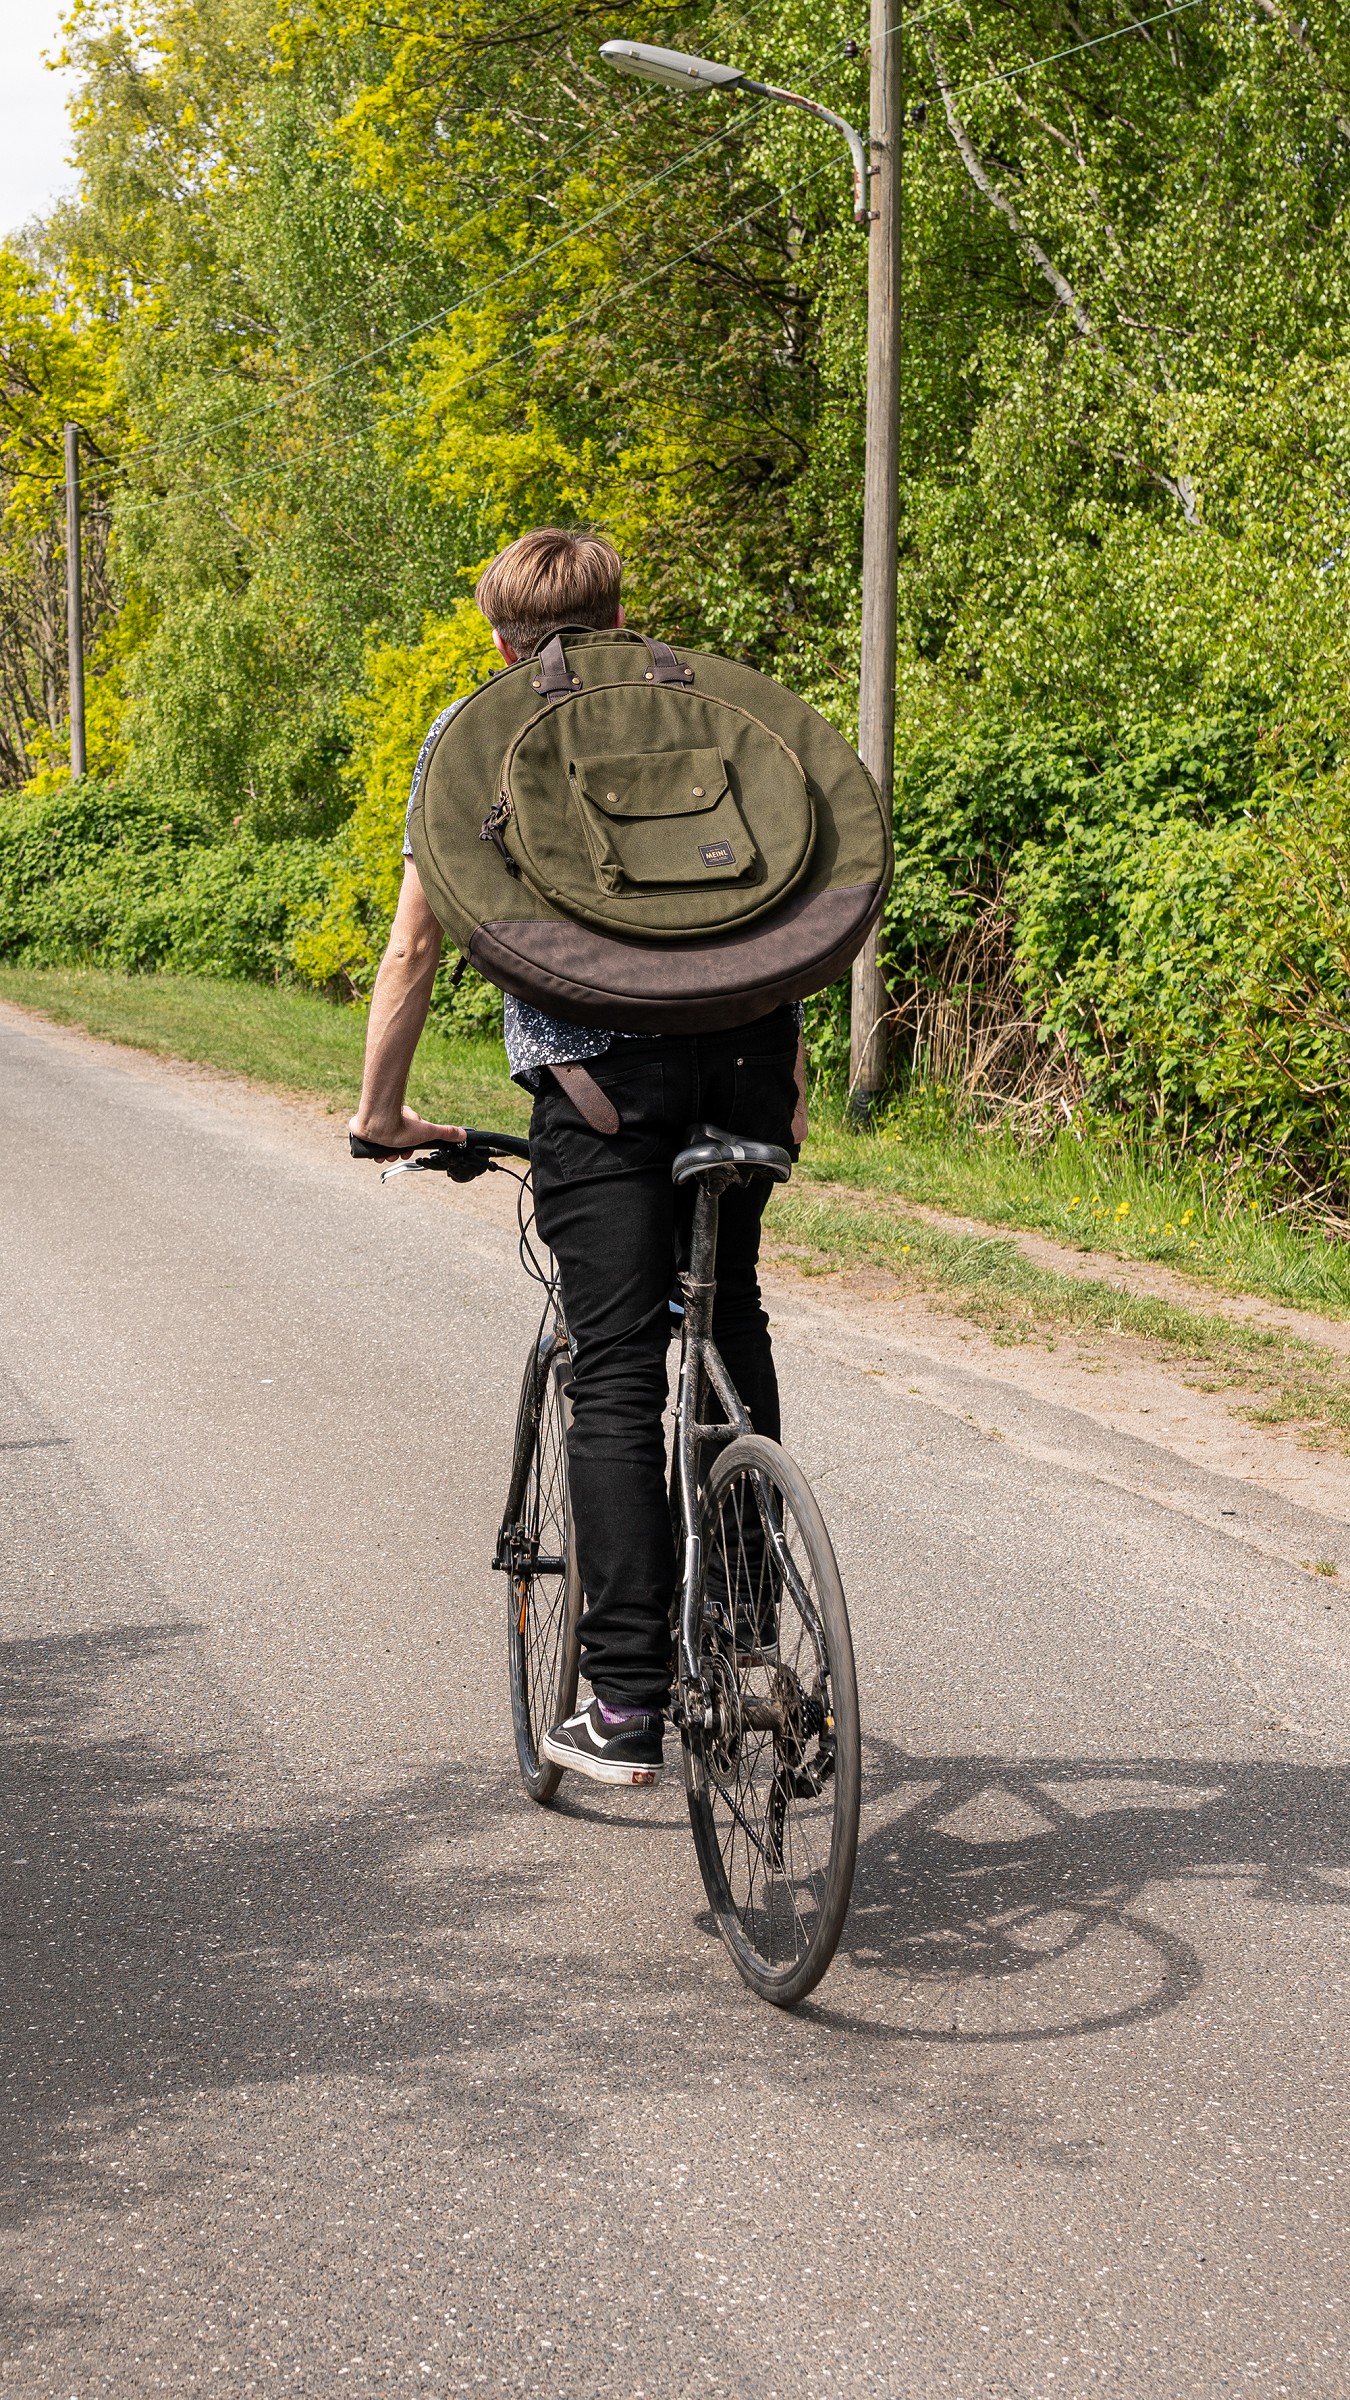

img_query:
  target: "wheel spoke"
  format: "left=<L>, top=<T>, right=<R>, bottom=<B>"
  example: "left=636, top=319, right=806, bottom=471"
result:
left=687, top=1441, right=856, bottom=1989
left=508, top=1348, right=580, bottom=1799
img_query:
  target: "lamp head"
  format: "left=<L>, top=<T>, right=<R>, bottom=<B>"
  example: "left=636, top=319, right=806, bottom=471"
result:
left=598, top=41, right=745, bottom=95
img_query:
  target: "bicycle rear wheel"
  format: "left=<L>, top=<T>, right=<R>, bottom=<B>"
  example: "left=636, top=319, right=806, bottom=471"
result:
left=684, top=1434, right=860, bottom=2006
left=506, top=1344, right=582, bottom=1804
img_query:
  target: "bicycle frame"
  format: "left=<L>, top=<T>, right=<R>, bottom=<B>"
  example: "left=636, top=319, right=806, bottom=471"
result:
left=671, top=1169, right=754, bottom=1712
left=671, top=1170, right=833, bottom=1732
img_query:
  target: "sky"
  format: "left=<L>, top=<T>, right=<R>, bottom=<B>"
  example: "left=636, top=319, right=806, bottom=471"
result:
left=0, top=0, right=80, bottom=242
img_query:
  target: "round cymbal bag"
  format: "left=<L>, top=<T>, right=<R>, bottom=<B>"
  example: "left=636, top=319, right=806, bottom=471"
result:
left=408, top=626, right=893, bottom=1033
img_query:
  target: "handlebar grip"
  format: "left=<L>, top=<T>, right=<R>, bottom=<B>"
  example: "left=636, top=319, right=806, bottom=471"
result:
left=349, top=1132, right=415, bottom=1161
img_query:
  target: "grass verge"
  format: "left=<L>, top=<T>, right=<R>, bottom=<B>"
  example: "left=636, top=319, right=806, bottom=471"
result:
left=0, top=965, right=530, bottom=1132
left=769, top=1186, right=1350, bottom=1453
left=800, top=1093, right=1350, bottom=1317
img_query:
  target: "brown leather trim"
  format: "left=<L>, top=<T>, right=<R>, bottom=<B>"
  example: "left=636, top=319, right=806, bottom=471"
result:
left=547, top=1061, right=621, bottom=1134
left=531, top=634, right=578, bottom=701
left=640, top=635, right=692, bottom=686
left=791, top=1030, right=809, bottom=1147
left=470, top=882, right=883, bottom=1034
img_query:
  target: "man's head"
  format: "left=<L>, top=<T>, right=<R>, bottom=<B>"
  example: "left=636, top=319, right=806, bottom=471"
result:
left=475, top=527, right=623, bottom=664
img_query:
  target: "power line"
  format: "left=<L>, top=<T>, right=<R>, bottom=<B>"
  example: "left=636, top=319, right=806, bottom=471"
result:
left=945, top=0, right=1209, bottom=104
left=109, top=102, right=773, bottom=483
left=0, top=116, right=636, bottom=492
left=113, top=154, right=837, bottom=521
left=3, top=6, right=1216, bottom=503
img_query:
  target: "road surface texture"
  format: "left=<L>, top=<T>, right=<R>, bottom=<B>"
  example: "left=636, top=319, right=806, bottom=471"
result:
left=2, top=1002, right=1347, bottom=2399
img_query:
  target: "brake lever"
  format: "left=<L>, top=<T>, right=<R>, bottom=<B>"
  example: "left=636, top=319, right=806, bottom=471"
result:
left=379, top=1144, right=494, bottom=1186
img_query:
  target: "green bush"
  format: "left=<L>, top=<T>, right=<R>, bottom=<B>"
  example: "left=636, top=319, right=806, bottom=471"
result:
left=0, top=780, right=327, bottom=981
left=875, top=700, right=1350, bottom=1198
left=886, top=706, right=1267, bottom=980
left=1015, top=772, right=1350, bottom=1195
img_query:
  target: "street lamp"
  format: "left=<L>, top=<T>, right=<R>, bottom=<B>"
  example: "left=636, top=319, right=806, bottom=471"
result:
left=600, top=16, right=900, bottom=1114
left=599, top=41, right=873, bottom=223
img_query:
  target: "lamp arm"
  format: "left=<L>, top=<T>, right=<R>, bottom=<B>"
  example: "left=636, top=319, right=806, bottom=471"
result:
left=737, top=79, right=873, bottom=225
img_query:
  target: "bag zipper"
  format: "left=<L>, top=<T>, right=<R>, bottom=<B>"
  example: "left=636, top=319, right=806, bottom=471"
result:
left=479, top=792, right=520, bottom=875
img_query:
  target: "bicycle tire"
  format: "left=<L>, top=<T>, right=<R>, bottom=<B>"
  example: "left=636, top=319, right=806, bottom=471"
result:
left=683, top=1434, right=860, bottom=2006
left=506, top=1345, right=582, bottom=1804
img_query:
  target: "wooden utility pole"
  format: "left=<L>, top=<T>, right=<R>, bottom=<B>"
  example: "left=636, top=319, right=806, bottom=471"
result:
left=64, top=422, right=87, bottom=780
left=849, top=0, right=901, bottom=1113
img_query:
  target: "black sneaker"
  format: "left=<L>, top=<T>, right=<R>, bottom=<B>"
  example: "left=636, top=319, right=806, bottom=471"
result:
left=541, top=1699, right=664, bottom=1787
left=734, top=1598, right=780, bottom=1662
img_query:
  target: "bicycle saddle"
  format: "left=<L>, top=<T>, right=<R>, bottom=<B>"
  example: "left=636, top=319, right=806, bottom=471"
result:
left=671, top=1123, right=793, bottom=1188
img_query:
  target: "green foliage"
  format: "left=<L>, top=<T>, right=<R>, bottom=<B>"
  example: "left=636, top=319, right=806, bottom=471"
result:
left=7, top=0, right=1350, bottom=1204
left=1019, top=769, right=1350, bottom=1194
left=289, top=599, right=500, bottom=1030
left=0, top=780, right=325, bottom=979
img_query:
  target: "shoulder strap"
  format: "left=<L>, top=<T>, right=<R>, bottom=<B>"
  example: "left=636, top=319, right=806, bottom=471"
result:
left=640, top=636, right=694, bottom=687
left=532, top=635, right=580, bottom=701
left=532, top=630, right=694, bottom=702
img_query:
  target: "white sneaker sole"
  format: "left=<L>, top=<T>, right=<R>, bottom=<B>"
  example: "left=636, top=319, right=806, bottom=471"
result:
left=540, top=1730, right=663, bottom=1787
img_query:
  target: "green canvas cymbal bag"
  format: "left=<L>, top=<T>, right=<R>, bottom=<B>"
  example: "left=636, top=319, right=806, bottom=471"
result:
left=408, top=626, right=892, bottom=1032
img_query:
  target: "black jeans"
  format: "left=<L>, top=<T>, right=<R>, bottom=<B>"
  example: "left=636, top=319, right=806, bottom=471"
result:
left=529, top=1006, right=800, bottom=1712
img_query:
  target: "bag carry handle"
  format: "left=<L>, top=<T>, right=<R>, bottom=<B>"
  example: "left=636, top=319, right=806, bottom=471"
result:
left=532, top=630, right=693, bottom=702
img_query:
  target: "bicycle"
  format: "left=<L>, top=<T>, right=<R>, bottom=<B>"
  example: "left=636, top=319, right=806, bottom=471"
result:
left=357, top=1119, right=860, bottom=2007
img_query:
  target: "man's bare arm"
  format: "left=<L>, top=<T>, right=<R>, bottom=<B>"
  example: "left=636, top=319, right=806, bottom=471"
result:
left=349, top=862, right=467, bottom=1153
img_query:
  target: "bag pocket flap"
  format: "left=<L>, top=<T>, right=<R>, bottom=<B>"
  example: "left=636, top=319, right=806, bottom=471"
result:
left=571, top=748, right=728, bottom=820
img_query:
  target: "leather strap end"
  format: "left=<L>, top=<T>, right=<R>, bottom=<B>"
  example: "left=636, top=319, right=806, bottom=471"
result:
left=532, top=633, right=580, bottom=702
left=549, top=1060, right=621, bottom=1135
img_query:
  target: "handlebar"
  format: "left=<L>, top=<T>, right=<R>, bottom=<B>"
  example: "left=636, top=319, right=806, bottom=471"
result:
left=349, top=1127, right=531, bottom=1184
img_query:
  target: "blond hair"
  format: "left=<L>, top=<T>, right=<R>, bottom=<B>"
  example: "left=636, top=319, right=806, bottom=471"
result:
left=474, top=527, right=622, bottom=655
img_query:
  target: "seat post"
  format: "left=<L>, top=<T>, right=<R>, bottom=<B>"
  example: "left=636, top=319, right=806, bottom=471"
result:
left=682, top=1177, right=721, bottom=1339
left=674, top=1173, right=723, bottom=1698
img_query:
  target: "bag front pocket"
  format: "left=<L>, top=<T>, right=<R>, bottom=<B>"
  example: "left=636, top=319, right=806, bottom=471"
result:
left=568, top=748, right=758, bottom=894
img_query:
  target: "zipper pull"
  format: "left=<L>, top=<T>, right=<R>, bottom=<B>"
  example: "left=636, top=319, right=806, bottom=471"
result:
left=479, top=794, right=520, bottom=875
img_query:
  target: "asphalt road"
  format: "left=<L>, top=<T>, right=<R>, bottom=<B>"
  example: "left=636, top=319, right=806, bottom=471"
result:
left=1, top=1003, right=1347, bottom=2399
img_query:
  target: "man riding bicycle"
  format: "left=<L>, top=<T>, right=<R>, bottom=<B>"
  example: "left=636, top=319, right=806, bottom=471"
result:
left=350, top=528, right=804, bottom=1789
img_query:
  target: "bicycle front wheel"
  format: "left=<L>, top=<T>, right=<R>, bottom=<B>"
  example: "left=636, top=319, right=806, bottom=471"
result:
left=506, top=1344, right=582, bottom=1805
left=684, top=1435, right=860, bottom=2007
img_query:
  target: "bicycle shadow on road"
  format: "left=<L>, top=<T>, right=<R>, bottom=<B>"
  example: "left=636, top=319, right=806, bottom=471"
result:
left=4, top=1617, right=1348, bottom=2364
left=810, top=1732, right=1350, bottom=2048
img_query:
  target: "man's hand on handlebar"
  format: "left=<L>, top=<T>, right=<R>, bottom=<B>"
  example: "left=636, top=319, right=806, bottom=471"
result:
left=348, top=1119, right=531, bottom=1181
left=347, top=1105, right=467, bottom=1160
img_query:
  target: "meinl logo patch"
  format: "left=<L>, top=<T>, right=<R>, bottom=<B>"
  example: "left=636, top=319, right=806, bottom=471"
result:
left=700, top=842, right=735, bottom=868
